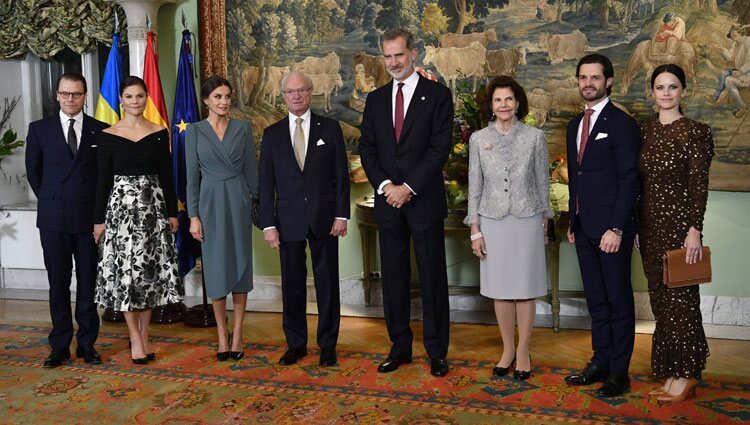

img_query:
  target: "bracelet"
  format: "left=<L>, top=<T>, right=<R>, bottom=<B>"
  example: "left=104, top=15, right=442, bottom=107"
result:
left=470, top=232, right=483, bottom=241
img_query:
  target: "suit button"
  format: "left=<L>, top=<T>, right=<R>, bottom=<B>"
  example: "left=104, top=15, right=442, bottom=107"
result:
left=504, top=179, right=508, bottom=182
left=578, top=171, right=583, bottom=176
left=504, top=189, right=508, bottom=192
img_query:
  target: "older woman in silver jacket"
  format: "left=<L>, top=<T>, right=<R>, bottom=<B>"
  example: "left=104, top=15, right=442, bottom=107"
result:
left=465, top=76, right=552, bottom=380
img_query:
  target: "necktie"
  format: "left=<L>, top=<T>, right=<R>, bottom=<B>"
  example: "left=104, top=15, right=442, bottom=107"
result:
left=293, top=117, right=305, bottom=170
left=67, top=118, right=77, bottom=156
left=575, top=108, right=595, bottom=214
left=577, top=108, right=594, bottom=164
left=394, top=82, right=405, bottom=142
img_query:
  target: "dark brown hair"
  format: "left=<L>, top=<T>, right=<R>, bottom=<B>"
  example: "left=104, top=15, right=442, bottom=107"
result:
left=119, top=75, right=147, bottom=95
left=200, top=75, right=232, bottom=102
left=483, top=76, right=529, bottom=122
left=381, top=28, right=414, bottom=50
left=57, top=72, right=87, bottom=93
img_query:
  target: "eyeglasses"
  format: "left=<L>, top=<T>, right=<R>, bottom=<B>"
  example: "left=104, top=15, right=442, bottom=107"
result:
left=282, top=88, right=310, bottom=96
left=58, top=91, right=85, bottom=99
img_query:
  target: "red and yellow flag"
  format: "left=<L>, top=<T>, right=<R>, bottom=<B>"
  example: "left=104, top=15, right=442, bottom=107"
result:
left=143, top=31, right=170, bottom=136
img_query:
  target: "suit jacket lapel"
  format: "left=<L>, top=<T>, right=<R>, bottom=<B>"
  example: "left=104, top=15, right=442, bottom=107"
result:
left=51, top=117, right=76, bottom=171
left=74, top=115, right=97, bottom=160
left=381, top=81, right=398, bottom=147
left=581, top=103, right=611, bottom=165
left=275, top=117, right=301, bottom=172
left=305, top=113, right=324, bottom=171
left=399, top=75, right=429, bottom=144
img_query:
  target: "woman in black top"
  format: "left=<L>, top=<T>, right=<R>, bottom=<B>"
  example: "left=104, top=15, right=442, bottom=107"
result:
left=93, top=76, right=183, bottom=364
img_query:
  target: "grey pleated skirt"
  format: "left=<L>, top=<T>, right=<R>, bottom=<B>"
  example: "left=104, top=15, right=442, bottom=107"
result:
left=479, top=213, right=547, bottom=300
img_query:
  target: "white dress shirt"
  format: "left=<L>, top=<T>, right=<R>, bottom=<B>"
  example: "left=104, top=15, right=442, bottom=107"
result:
left=377, top=70, right=420, bottom=195
left=288, top=109, right=312, bottom=152
left=60, top=109, right=83, bottom=149
left=576, top=97, right=609, bottom=154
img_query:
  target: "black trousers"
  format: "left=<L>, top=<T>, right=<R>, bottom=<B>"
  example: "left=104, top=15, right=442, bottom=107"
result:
left=39, top=230, right=100, bottom=351
left=573, top=216, right=635, bottom=375
left=279, top=231, right=340, bottom=350
left=377, top=210, right=450, bottom=360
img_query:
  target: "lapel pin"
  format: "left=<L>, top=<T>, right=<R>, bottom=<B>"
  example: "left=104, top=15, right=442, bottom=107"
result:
left=421, top=96, right=426, bottom=100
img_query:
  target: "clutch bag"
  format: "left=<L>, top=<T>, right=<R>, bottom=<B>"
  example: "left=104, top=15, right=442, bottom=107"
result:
left=662, top=247, right=711, bottom=288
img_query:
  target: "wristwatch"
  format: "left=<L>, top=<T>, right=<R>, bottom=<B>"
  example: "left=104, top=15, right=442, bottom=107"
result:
left=609, top=227, right=623, bottom=236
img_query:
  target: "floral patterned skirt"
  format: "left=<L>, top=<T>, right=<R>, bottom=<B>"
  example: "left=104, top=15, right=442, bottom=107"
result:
left=95, top=174, right=184, bottom=311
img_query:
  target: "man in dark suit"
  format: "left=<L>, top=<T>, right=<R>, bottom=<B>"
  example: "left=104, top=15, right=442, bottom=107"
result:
left=563, top=54, right=641, bottom=397
left=359, top=28, right=454, bottom=377
left=25, top=72, right=109, bottom=367
left=260, top=71, right=350, bottom=367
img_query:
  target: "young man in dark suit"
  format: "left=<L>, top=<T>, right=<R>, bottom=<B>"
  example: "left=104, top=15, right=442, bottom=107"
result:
left=25, top=72, right=109, bottom=367
left=260, top=71, right=350, bottom=367
left=359, top=28, right=454, bottom=377
left=564, top=54, right=642, bottom=397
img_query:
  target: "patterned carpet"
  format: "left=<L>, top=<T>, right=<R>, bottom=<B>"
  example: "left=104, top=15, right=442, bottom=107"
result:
left=0, top=323, right=748, bottom=424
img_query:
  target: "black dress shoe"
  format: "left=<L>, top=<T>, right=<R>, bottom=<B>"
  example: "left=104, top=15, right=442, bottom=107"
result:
left=43, top=348, right=71, bottom=368
left=564, top=362, right=609, bottom=386
left=597, top=373, right=631, bottom=397
left=492, top=356, right=516, bottom=377
left=230, top=350, right=245, bottom=361
left=76, top=345, right=102, bottom=365
left=319, top=347, right=337, bottom=366
left=377, top=354, right=413, bottom=373
left=430, top=358, right=449, bottom=377
left=279, top=347, right=307, bottom=365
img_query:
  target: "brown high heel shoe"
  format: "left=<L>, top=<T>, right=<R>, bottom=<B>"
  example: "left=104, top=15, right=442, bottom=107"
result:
left=648, top=378, right=673, bottom=396
left=657, top=379, right=698, bottom=404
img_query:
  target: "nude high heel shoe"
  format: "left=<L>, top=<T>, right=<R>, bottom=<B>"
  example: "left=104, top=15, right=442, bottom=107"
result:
left=657, top=378, right=698, bottom=404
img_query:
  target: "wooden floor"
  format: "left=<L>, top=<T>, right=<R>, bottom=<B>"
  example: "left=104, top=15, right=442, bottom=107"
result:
left=2, top=298, right=750, bottom=379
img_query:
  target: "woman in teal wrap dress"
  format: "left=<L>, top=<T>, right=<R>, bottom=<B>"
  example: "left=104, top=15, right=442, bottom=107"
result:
left=186, top=76, right=259, bottom=361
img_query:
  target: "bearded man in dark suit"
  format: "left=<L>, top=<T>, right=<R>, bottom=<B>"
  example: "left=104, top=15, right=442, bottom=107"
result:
left=359, top=28, right=454, bottom=377
left=563, top=54, right=642, bottom=397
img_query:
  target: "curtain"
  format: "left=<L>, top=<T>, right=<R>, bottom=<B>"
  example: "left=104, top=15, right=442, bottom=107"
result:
left=0, top=0, right=125, bottom=60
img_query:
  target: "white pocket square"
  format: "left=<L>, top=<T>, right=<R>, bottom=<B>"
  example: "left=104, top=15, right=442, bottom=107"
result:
left=91, top=145, right=97, bottom=147
left=595, top=133, right=608, bottom=140
left=316, top=139, right=325, bottom=146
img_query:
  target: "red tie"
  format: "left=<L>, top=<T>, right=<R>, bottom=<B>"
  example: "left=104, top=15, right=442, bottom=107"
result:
left=394, top=82, right=405, bottom=142
left=577, top=108, right=595, bottom=164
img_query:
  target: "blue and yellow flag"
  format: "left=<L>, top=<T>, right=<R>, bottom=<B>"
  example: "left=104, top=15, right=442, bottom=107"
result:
left=172, top=29, right=201, bottom=276
left=94, top=33, right=122, bottom=125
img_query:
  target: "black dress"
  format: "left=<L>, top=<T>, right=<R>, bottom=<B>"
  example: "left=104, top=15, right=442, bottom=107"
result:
left=638, top=117, right=714, bottom=379
left=93, top=129, right=184, bottom=311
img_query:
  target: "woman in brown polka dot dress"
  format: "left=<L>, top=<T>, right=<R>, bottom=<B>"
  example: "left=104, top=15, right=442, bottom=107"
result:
left=637, top=64, right=714, bottom=403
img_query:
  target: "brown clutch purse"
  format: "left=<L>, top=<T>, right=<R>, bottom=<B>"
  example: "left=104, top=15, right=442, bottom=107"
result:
left=662, top=247, right=712, bottom=288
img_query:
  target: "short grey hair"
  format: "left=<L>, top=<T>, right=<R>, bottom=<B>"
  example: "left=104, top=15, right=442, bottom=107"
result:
left=280, top=71, right=313, bottom=92
left=381, top=28, right=414, bottom=50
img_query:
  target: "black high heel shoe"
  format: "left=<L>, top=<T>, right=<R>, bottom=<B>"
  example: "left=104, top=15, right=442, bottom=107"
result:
left=492, top=356, right=516, bottom=377
left=513, top=354, right=531, bottom=381
left=230, top=332, right=244, bottom=361
left=129, top=341, right=155, bottom=361
left=217, top=331, right=231, bottom=361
